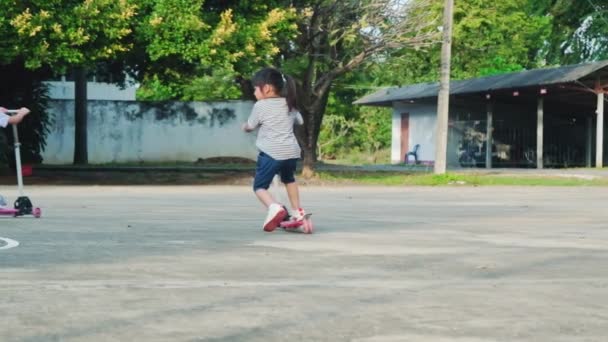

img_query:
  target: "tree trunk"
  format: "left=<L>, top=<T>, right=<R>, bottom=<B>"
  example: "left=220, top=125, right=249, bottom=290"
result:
left=298, top=88, right=331, bottom=178
left=301, top=146, right=316, bottom=179
left=297, top=108, right=317, bottom=179
left=73, top=66, right=88, bottom=165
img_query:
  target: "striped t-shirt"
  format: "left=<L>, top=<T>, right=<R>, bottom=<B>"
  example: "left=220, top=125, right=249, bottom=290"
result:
left=0, top=113, right=9, bottom=128
left=247, top=97, right=304, bottom=160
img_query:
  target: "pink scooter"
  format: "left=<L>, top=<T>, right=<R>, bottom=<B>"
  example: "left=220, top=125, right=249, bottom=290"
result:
left=280, top=212, right=314, bottom=234
left=0, top=110, right=41, bottom=218
left=270, top=175, right=313, bottom=234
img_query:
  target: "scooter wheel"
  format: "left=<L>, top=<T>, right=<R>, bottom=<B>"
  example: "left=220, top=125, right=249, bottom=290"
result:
left=33, top=207, right=41, bottom=218
left=303, top=218, right=314, bottom=234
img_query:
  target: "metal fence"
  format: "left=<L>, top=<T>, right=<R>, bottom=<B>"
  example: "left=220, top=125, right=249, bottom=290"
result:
left=449, top=118, right=589, bottom=168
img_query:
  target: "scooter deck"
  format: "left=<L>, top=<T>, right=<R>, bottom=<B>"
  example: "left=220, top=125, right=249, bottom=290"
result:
left=0, top=206, right=41, bottom=218
left=0, top=208, right=18, bottom=216
left=280, top=213, right=313, bottom=233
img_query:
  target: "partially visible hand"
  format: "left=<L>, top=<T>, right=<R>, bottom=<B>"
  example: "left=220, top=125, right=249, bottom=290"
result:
left=242, top=123, right=250, bottom=132
left=0, top=107, right=7, bottom=113
left=17, top=107, right=30, bottom=116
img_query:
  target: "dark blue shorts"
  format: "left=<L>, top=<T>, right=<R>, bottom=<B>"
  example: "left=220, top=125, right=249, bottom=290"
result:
left=253, top=152, right=298, bottom=191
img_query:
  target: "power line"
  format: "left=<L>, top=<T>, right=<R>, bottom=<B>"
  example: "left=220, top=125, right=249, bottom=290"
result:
left=585, top=0, right=608, bottom=28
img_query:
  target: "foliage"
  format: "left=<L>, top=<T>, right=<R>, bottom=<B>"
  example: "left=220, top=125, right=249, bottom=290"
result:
left=317, top=69, right=392, bottom=161
left=368, top=0, right=552, bottom=86
left=532, top=0, right=608, bottom=64
left=276, top=0, right=439, bottom=175
left=0, top=0, right=136, bottom=71
left=317, top=114, right=356, bottom=160
left=133, top=0, right=298, bottom=100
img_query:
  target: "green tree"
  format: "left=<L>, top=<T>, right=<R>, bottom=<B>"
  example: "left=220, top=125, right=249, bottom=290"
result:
left=133, top=0, right=297, bottom=101
left=533, top=0, right=608, bottom=64
left=1, top=0, right=137, bottom=164
left=318, top=70, right=392, bottom=162
left=369, top=0, right=552, bottom=86
left=277, top=0, right=438, bottom=176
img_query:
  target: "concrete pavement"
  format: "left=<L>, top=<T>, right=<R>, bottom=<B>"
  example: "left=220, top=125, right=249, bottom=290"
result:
left=1, top=185, right=607, bottom=341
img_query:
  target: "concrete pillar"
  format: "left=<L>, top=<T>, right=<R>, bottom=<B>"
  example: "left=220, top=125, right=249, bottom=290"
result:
left=486, top=102, right=493, bottom=169
left=596, top=92, right=604, bottom=168
left=537, top=97, right=544, bottom=169
left=587, top=116, right=593, bottom=167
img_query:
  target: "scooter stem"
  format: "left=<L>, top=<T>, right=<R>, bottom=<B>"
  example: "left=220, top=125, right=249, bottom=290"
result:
left=6, top=110, right=25, bottom=196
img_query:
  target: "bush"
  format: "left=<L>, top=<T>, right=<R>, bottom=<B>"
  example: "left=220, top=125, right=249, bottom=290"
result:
left=318, top=106, right=392, bottom=163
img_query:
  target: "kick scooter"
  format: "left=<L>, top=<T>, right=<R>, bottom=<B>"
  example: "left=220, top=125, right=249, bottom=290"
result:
left=0, top=109, right=41, bottom=218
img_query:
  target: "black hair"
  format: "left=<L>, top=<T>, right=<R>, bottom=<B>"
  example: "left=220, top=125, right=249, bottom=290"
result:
left=251, top=67, right=298, bottom=112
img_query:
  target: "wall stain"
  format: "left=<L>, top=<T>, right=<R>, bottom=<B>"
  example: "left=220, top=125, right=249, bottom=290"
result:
left=208, top=108, right=236, bottom=127
left=43, top=100, right=256, bottom=163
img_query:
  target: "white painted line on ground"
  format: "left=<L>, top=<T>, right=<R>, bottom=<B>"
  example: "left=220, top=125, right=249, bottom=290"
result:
left=0, top=237, right=19, bottom=250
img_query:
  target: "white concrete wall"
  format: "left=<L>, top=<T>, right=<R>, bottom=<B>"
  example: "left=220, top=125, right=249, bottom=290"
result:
left=44, top=81, right=137, bottom=101
left=392, top=102, right=438, bottom=164
left=391, top=101, right=461, bottom=166
left=42, top=100, right=258, bottom=164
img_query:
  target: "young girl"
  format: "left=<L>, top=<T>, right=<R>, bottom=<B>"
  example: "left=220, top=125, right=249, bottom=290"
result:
left=242, top=68, right=306, bottom=232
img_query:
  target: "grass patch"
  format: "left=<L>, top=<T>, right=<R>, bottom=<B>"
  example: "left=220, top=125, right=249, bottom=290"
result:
left=317, top=171, right=608, bottom=186
left=322, top=148, right=391, bottom=166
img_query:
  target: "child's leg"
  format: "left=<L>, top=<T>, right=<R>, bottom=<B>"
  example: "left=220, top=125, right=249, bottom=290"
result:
left=253, top=152, right=287, bottom=231
left=279, top=159, right=302, bottom=213
left=285, top=182, right=300, bottom=210
left=253, top=152, right=280, bottom=208
left=254, top=188, right=276, bottom=208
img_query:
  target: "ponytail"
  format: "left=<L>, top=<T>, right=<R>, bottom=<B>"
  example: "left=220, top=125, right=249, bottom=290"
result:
left=252, top=67, right=298, bottom=112
left=282, top=74, right=298, bottom=112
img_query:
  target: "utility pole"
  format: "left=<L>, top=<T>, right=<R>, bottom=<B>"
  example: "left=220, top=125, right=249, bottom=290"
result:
left=434, top=0, right=454, bottom=174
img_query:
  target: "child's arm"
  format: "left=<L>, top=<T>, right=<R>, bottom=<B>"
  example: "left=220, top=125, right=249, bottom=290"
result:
left=242, top=103, right=261, bottom=132
left=3, top=107, right=31, bottom=125
left=294, top=112, right=304, bottom=125
left=242, top=123, right=255, bottom=132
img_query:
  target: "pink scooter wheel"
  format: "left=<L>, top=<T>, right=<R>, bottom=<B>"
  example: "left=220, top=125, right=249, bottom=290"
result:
left=33, top=207, right=41, bottom=218
left=303, top=217, right=314, bottom=234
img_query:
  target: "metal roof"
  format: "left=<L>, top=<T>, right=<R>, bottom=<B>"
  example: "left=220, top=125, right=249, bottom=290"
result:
left=354, top=60, right=608, bottom=106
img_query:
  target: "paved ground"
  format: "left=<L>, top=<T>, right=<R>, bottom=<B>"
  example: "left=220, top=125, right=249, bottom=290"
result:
left=1, top=185, right=607, bottom=342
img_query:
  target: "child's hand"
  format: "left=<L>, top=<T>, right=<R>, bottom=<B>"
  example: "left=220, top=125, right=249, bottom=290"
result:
left=0, top=107, right=6, bottom=113
left=17, top=107, right=30, bottom=116
left=6, top=107, right=30, bottom=125
left=242, top=123, right=250, bottom=132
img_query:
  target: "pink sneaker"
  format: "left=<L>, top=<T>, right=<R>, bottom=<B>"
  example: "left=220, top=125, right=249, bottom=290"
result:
left=263, top=203, right=287, bottom=232
left=291, top=208, right=307, bottom=222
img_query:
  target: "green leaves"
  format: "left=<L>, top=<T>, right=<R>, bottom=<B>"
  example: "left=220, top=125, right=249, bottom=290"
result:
left=538, top=0, right=608, bottom=64
left=4, top=0, right=136, bottom=70
left=368, top=0, right=552, bottom=86
left=450, top=0, right=551, bottom=78
left=134, top=1, right=297, bottom=100
left=0, top=1, right=297, bottom=101
left=140, top=0, right=209, bottom=62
